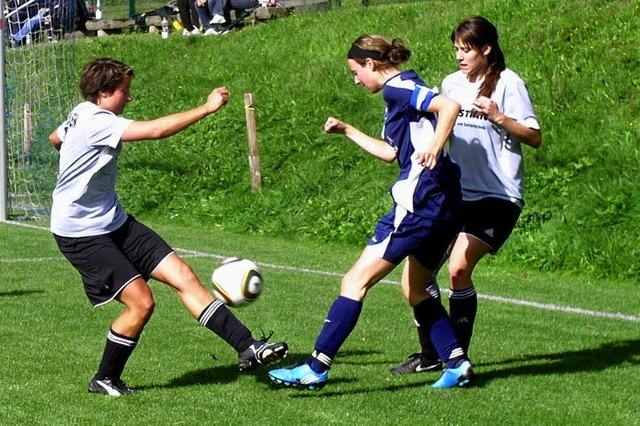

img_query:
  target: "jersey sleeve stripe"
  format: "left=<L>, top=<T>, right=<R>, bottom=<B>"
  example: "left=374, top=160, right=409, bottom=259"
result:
left=410, top=86, right=436, bottom=111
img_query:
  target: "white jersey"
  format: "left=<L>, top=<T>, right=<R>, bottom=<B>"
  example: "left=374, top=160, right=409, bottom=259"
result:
left=441, top=68, right=539, bottom=206
left=50, top=101, right=133, bottom=237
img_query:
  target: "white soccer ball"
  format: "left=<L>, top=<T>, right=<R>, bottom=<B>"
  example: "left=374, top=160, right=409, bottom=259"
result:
left=211, top=257, right=263, bottom=307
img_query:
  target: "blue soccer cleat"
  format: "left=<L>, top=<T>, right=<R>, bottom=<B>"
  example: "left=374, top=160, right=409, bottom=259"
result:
left=268, top=363, right=329, bottom=390
left=431, top=360, right=473, bottom=389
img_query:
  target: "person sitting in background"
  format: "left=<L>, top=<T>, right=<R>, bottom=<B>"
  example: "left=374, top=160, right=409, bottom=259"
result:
left=177, top=0, right=201, bottom=35
left=194, top=0, right=257, bottom=35
left=6, top=0, right=75, bottom=46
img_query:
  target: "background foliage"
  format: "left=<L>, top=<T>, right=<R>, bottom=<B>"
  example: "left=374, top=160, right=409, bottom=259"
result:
left=69, top=0, right=639, bottom=280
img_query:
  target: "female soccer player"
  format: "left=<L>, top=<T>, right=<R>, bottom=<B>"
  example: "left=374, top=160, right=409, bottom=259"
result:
left=268, top=35, right=473, bottom=390
left=49, top=58, right=287, bottom=396
left=391, top=16, right=542, bottom=375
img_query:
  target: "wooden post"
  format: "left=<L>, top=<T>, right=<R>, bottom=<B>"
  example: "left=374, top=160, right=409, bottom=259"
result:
left=244, top=93, right=262, bottom=190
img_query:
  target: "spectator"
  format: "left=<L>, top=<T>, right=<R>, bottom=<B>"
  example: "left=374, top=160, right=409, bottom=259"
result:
left=176, top=0, right=201, bottom=35
left=194, top=0, right=257, bottom=35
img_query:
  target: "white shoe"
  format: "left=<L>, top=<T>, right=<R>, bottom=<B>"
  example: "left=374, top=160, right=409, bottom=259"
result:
left=191, top=27, right=202, bottom=35
left=204, top=28, right=221, bottom=36
left=182, top=28, right=191, bottom=36
left=209, top=14, right=226, bottom=24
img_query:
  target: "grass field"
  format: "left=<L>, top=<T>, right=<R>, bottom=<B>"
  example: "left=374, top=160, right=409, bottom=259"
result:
left=1, top=220, right=639, bottom=424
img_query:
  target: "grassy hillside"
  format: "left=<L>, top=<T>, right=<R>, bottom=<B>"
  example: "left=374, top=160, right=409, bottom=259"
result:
left=68, top=0, right=639, bottom=280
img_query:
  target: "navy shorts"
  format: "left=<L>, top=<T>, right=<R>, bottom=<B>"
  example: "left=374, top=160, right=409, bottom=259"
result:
left=53, top=216, right=174, bottom=307
left=461, top=197, right=522, bottom=253
left=368, top=205, right=461, bottom=271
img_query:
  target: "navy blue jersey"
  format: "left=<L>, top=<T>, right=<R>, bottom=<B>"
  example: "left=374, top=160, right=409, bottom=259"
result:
left=381, top=70, right=461, bottom=220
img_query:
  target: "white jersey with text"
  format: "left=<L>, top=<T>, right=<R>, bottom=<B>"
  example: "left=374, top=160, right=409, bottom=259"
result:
left=441, top=68, right=539, bottom=206
left=50, top=101, right=133, bottom=237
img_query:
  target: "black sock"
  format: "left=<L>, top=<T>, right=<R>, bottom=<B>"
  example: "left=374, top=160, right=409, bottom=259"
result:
left=95, top=329, right=139, bottom=380
left=449, top=286, right=477, bottom=354
left=198, top=299, right=255, bottom=353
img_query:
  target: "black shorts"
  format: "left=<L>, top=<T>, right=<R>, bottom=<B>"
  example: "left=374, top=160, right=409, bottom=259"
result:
left=460, top=197, right=522, bottom=254
left=54, top=216, right=174, bottom=307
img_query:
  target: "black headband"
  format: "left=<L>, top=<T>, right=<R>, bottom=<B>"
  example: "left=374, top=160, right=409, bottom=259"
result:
left=347, top=44, right=388, bottom=62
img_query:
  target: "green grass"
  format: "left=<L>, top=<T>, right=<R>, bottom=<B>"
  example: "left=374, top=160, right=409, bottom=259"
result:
left=1, top=221, right=639, bottom=424
left=46, top=0, right=638, bottom=281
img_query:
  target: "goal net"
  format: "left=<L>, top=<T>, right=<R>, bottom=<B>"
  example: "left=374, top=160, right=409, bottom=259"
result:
left=2, top=0, right=78, bottom=221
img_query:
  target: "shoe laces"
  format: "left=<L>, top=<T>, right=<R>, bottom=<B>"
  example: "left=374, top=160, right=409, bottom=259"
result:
left=256, top=328, right=274, bottom=343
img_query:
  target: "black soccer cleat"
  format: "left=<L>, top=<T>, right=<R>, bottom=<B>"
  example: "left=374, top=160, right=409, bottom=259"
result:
left=88, top=377, right=135, bottom=397
left=390, top=352, right=443, bottom=375
left=238, top=339, right=288, bottom=372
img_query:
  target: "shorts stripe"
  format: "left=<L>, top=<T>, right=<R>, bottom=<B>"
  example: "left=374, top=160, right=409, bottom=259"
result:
left=459, top=232, right=493, bottom=252
left=150, top=250, right=176, bottom=277
left=93, top=274, right=141, bottom=308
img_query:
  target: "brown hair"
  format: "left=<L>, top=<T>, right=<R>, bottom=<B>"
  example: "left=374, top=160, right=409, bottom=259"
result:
left=350, top=34, right=411, bottom=70
left=451, top=16, right=505, bottom=98
left=79, top=58, right=134, bottom=103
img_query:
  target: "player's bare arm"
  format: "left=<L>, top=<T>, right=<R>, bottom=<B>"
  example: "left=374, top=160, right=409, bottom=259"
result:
left=416, top=95, right=461, bottom=169
left=325, top=116, right=397, bottom=163
left=49, top=131, right=62, bottom=151
left=121, top=87, right=229, bottom=142
left=472, top=96, right=541, bottom=148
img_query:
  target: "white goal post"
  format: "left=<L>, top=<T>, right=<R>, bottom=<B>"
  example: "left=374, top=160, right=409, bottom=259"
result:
left=1, top=0, right=78, bottom=221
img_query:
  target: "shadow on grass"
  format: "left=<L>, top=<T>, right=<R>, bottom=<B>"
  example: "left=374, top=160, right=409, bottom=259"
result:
left=0, top=289, right=45, bottom=297
left=259, top=339, right=640, bottom=396
left=137, top=350, right=381, bottom=390
left=473, top=338, right=640, bottom=386
left=137, top=364, right=241, bottom=390
left=136, top=339, right=640, bottom=395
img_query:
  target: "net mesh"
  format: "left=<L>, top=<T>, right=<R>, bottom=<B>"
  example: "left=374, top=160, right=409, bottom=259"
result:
left=4, top=0, right=78, bottom=220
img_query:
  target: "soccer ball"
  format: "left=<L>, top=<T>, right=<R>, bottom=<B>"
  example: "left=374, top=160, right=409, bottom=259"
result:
left=211, top=257, right=263, bottom=307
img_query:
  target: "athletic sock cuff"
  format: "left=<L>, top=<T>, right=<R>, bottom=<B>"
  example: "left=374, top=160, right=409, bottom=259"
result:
left=450, top=286, right=476, bottom=299
left=311, top=350, right=333, bottom=368
left=198, top=299, right=224, bottom=326
left=108, top=329, right=138, bottom=347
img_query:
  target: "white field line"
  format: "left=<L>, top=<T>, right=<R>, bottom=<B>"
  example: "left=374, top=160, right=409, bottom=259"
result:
left=2, top=221, right=638, bottom=323
left=176, top=248, right=640, bottom=323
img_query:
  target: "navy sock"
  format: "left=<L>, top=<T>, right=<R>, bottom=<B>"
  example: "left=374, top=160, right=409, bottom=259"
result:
left=449, top=286, right=477, bottom=354
left=413, top=297, right=464, bottom=369
left=416, top=277, right=440, bottom=358
left=308, top=296, right=362, bottom=374
left=96, top=329, right=139, bottom=380
left=199, top=299, right=255, bottom=353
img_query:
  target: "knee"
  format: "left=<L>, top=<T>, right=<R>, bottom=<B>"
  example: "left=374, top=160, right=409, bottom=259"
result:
left=448, top=260, right=469, bottom=281
left=131, top=296, right=156, bottom=323
left=340, top=272, right=368, bottom=301
left=448, top=261, right=474, bottom=290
